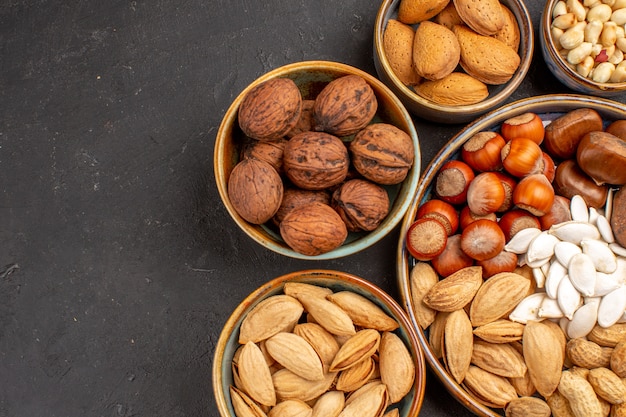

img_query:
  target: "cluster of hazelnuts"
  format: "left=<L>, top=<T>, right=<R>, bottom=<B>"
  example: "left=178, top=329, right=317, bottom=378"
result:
left=227, top=74, right=415, bottom=256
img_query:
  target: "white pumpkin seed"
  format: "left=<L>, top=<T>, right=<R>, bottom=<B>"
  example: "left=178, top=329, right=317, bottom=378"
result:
left=610, top=242, right=626, bottom=258
left=504, top=227, right=542, bottom=254
left=567, top=300, right=599, bottom=338
left=581, top=239, right=617, bottom=274
left=526, top=231, right=560, bottom=264
left=533, top=267, right=546, bottom=289
left=568, top=253, right=597, bottom=297
left=557, top=275, right=582, bottom=320
left=538, top=297, right=564, bottom=319
left=549, top=221, right=601, bottom=244
left=570, top=195, right=589, bottom=223
left=594, top=272, right=621, bottom=296
left=598, top=286, right=626, bottom=328
left=509, top=293, right=546, bottom=324
left=545, top=260, right=568, bottom=299
left=554, top=241, right=582, bottom=268
left=596, top=214, right=615, bottom=243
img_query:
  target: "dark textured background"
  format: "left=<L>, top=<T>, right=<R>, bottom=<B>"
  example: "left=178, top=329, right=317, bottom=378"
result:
left=1, top=1, right=624, bottom=416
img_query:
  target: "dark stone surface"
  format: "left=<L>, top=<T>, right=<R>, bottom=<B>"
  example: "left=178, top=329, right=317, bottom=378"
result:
left=1, top=1, right=624, bottom=416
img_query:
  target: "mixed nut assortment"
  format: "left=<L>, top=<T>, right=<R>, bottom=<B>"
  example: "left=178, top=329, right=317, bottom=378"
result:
left=228, top=74, right=415, bottom=256
left=382, top=0, right=521, bottom=105
left=550, top=0, right=626, bottom=83
left=407, top=107, right=626, bottom=415
left=230, top=282, right=415, bottom=417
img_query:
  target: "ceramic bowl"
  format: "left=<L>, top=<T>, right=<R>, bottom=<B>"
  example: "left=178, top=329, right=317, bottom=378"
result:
left=212, top=269, right=427, bottom=417
left=373, top=0, right=534, bottom=124
left=214, top=60, right=421, bottom=260
left=395, top=94, right=626, bottom=416
left=540, top=0, right=626, bottom=97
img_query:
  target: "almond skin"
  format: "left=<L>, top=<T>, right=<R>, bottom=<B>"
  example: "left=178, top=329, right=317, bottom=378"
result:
left=383, top=19, right=421, bottom=86
left=412, top=21, right=460, bottom=81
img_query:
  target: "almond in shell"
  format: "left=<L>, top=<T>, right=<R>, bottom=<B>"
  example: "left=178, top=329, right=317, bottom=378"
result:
left=329, top=329, right=381, bottom=372
left=471, top=339, right=527, bottom=378
left=265, top=332, right=325, bottom=381
left=238, top=341, right=277, bottom=407
left=423, top=265, right=483, bottom=312
left=443, top=308, right=474, bottom=384
left=273, top=368, right=337, bottom=403
left=397, top=0, right=450, bottom=24
left=412, top=21, right=460, bottom=81
left=505, top=396, right=551, bottom=417
left=473, top=319, right=525, bottom=344
left=383, top=19, right=421, bottom=86
left=470, top=272, right=531, bottom=327
left=416, top=72, right=488, bottom=106
left=295, top=291, right=356, bottom=336
left=311, top=391, right=345, bottom=417
left=522, top=320, right=564, bottom=398
left=379, top=331, right=415, bottom=403
left=239, top=294, right=304, bottom=344
left=453, top=0, right=505, bottom=36
left=327, top=291, right=399, bottom=332
left=453, top=25, right=521, bottom=85
left=463, top=365, right=518, bottom=408
left=409, top=261, right=439, bottom=329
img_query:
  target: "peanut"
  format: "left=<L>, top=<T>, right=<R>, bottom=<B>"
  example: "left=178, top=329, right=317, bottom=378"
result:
left=558, top=371, right=604, bottom=417
left=588, top=367, right=626, bottom=404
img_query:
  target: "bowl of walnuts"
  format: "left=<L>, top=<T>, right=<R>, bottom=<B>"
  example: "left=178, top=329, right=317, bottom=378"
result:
left=212, top=269, right=427, bottom=417
left=395, top=94, right=626, bottom=416
left=214, top=60, right=421, bottom=259
left=373, top=0, right=534, bottom=124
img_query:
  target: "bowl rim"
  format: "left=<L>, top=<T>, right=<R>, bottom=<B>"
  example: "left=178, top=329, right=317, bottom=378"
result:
left=395, top=93, right=626, bottom=417
left=211, top=269, right=427, bottom=417
left=373, top=0, right=535, bottom=115
left=540, top=0, right=626, bottom=93
left=214, top=60, right=422, bottom=260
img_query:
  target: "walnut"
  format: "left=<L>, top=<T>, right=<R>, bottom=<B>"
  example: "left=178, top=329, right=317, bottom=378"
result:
left=332, top=179, right=390, bottom=232
left=279, top=202, right=348, bottom=256
left=227, top=158, right=284, bottom=225
left=241, top=138, right=288, bottom=174
left=283, top=131, right=349, bottom=190
left=238, top=78, right=303, bottom=141
left=286, top=99, right=315, bottom=138
left=313, top=75, right=378, bottom=137
left=272, top=188, right=331, bottom=226
left=349, top=123, right=415, bottom=185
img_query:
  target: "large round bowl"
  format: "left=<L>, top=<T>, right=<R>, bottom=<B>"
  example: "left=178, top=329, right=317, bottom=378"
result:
left=214, top=61, right=421, bottom=260
left=396, top=94, right=626, bottom=416
left=373, top=0, right=534, bottom=124
left=212, top=269, right=427, bottom=417
left=540, top=0, right=626, bottom=97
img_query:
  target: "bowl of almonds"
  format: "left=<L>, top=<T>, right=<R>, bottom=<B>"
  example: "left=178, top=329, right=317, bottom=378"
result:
left=373, top=0, right=534, bottom=124
left=214, top=60, right=421, bottom=259
left=212, top=269, right=427, bottom=417
left=396, top=94, right=626, bottom=416
left=541, top=0, right=626, bottom=97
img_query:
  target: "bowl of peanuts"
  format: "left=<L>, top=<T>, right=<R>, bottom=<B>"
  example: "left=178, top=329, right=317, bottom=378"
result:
left=373, top=0, right=534, bottom=124
left=396, top=94, right=626, bottom=416
left=541, top=0, right=626, bottom=97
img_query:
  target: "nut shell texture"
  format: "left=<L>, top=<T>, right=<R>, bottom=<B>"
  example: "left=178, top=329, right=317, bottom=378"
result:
left=350, top=123, right=415, bottom=185
left=238, top=78, right=303, bottom=141
left=313, top=75, right=378, bottom=137
left=227, top=158, right=284, bottom=224
left=279, top=202, right=348, bottom=256
left=332, top=179, right=390, bottom=232
left=284, top=131, right=350, bottom=190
